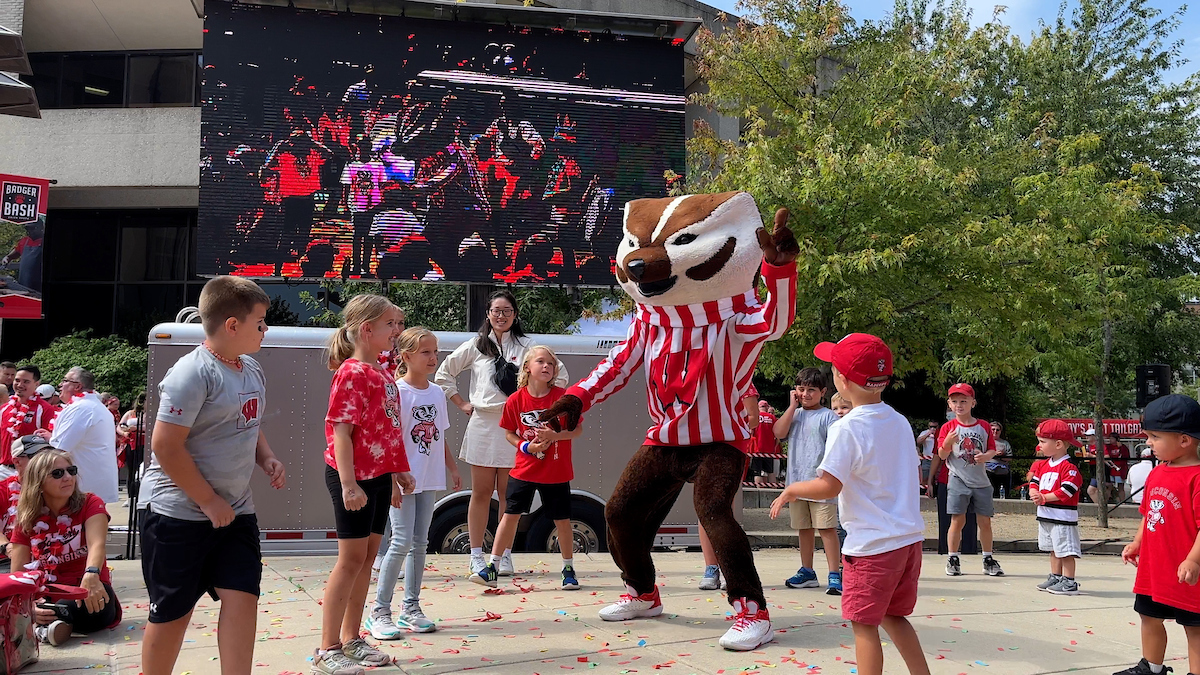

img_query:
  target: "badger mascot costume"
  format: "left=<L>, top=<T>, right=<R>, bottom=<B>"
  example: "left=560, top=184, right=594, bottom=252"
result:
left=540, top=191, right=798, bottom=651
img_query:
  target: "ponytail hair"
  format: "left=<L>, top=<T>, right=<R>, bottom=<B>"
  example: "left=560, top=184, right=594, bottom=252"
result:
left=326, top=293, right=398, bottom=370
left=394, top=326, right=436, bottom=377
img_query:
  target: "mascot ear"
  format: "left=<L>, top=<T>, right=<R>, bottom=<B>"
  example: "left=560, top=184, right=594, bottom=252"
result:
left=539, top=394, right=583, bottom=432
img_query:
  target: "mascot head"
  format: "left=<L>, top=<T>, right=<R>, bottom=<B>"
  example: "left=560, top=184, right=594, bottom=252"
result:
left=615, top=191, right=764, bottom=307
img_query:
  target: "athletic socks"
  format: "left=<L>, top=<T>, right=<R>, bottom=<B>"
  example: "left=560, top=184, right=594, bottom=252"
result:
left=471, top=547, right=482, bottom=557
left=562, top=556, right=573, bottom=568
left=503, top=548, right=512, bottom=557
left=983, top=551, right=993, bottom=558
left=1148, top=662, right=1165, bottom=674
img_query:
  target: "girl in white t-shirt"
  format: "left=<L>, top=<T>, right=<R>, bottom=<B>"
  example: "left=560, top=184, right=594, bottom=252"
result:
left=366, top=327, right=461, bottom=638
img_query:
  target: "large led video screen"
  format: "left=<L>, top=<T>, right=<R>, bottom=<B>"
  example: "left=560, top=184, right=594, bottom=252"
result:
left=199, top=1, right=686, bottom=284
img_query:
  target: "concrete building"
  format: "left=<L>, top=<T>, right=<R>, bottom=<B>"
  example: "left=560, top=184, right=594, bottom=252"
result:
left=0, top=0, right=735, bottom=357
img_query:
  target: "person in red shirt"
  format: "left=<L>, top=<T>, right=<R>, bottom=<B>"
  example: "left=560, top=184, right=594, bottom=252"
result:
left=0, top=434, right=50, bottom=559
left=1083, top=431, right=1130, bottom=503
left=0, top=365, right=56, bottom=479
left=9, top=447, right=121, bottom=646
left=1118, top=394, right=1200, bottom=675
left=1028, top=420, right=1083, bottom=595
left=471, top=346, right=583, bottom=591
left=317, top=294, right=416, bottom=673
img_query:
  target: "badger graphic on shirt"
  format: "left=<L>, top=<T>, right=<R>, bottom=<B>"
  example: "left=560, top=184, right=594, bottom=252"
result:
left=1147, top=498, right=1166, bottom=532
left=409, top=404, right=440, bottom=455
left=518, top=410, right=547, bottom=441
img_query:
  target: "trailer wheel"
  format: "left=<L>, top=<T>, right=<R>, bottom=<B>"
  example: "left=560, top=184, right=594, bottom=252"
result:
left=428, top=502, right=496, bottom=554
left=525, top=498, right=607, bottom=554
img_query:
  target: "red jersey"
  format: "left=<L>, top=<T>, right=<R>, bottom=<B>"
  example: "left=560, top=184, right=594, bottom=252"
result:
left=10, top=494, right=112, bottom=586
left=0, top=397, right=56, bottom=465
left=1030, top=456, right=1082, bottom=524
left=1135, top=464, right=1200, bottom=613
left=500, top=386, right=576, bottom=484
left=324, top=359, right=411, bottom=481
left=567, top=261, right=796, bottom=450
left=752, top=412, right=779, bottom=455
left=1088, top=443, right=1130, bottom=480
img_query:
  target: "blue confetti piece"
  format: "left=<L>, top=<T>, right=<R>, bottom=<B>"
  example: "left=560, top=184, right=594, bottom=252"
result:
left=637, top=639, right=647, bottom=647
left=558, top=610, right=568, bottom=615
left=975, top=661, right=989, bottom=666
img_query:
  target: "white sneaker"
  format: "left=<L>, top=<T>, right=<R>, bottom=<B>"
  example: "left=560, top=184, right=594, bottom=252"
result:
left=598, top=585, right=664, bottom=621
left=365, top=609, right=402, bottom=640
left=497, top=552, right=515, bottom=576
left=469, top=552, right=486, bottom=575
left=718, top=598, right=773, bottom=651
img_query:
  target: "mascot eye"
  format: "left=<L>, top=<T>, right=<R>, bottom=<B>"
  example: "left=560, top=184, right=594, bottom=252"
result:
left=672, top=233, right=697, bottom=246
left=627, top=238, right=635, bottom=248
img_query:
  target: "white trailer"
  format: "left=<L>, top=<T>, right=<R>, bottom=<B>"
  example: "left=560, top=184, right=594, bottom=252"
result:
left=143, top=322, right=727, bottom=555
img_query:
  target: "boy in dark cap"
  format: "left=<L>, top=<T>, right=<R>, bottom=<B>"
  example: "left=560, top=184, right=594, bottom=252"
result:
left=1116, top=394, right=1200, bottom=675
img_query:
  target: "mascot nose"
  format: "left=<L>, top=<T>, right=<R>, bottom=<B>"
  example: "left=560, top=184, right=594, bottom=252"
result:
left=626, top=258, right=646, bottom=281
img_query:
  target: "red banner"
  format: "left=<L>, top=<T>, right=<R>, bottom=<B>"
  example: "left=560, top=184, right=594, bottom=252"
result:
left=1054, top=418, right=1144, bottom=439
left=0, top=173, right=49, bottom=319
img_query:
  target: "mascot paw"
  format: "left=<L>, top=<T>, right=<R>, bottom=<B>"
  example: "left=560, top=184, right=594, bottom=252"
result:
left=538, top=394, right=583, bottom=432
left=757, top=207, right=799, bottom=266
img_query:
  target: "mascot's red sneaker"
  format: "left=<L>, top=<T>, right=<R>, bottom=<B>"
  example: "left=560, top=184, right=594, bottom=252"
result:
left=719, top=598, right=773, bottom=651
left=598, top=585, right=664, bottom=621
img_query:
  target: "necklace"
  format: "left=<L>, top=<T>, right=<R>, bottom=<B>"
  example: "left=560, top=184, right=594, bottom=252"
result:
left=204, top=341, right=242, bottom=370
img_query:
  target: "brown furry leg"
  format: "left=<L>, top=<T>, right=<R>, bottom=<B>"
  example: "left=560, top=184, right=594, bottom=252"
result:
left=692, top=444, right=765, bottom=607
left=605, top=445, right=686, bottom=595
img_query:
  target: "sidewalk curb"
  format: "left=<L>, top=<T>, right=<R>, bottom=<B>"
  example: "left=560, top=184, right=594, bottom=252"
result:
left=744, top=533, right=1128, bottom=555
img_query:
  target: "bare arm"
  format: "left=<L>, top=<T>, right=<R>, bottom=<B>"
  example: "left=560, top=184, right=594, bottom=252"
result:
left=80, top=513, right=111, bottom=612
left=769, top=472, right=843, bottom=518
left=773, top=393, right=798, bottom=440
left=332, top=423, right=357, bottom=486
left=255, top=430, right=286, bottom=489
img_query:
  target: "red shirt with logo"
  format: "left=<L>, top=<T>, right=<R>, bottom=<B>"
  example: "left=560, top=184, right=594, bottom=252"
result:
left=1135, top=464, right=1200, bottom=613
left=325, top=359, right=410, bottom=481
left=10, top=493, right=111, bottom=586
left=1030, top=456, right=1083, bottom=524
left=0, top=397, right=56, bottom=465
left=500, top=386, right=576, bottom=484
left=753, top=411, right=779, bottom=455
left=1088, top=442, right=1130, bottom=480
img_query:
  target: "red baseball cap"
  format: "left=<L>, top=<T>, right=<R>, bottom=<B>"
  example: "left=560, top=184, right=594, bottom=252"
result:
left=1036, top=419, right=1082, bottom=447
left=948, top=383, right=975, bottom=398
left=813, top=333, right=893, bottom=390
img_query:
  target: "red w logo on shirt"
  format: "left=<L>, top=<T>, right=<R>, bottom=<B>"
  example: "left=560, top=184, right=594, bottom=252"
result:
left=237, top=392, right=262, bottom=429
left=648, top=343, right=709, bottom=416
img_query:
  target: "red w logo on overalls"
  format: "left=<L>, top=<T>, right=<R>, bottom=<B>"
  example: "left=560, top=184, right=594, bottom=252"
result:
left=648, top=344, right=709, bottom=416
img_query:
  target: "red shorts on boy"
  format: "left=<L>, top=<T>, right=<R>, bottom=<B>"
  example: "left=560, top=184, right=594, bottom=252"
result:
left=840, top=542, right=922, bottom=626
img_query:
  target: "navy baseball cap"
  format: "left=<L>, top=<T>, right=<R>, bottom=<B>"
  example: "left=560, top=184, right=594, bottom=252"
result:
left=1142, top=394, right=1200, bottom=440
left=10, top=434, right=52, bottom=459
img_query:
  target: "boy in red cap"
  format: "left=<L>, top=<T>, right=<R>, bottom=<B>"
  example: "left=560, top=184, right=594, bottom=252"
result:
left=1029, top=419, right=1084, bottom=595
left=770, top=334, right=928, bottom=675
left=938, top=382, right=1004, bottom=577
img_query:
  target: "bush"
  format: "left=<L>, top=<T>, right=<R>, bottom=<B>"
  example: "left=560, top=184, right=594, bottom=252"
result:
left=26, top=331, right=148, bottom=409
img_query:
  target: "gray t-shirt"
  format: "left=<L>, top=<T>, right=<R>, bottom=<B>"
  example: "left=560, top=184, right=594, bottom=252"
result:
left=138, top=347, right=266, bottom=521
left=938, top=419, right=994, bottom=489
left=786, top=406, right=841, bottom=502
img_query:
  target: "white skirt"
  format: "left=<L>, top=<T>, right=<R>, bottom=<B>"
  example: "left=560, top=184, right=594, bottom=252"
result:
left=459, top=408, right=515, bottom=469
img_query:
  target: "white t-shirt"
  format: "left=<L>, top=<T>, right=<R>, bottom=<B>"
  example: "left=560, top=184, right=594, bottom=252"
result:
left=917, top=429, right=937, bottom=459
left=398, top=379, right=450, bottom=493
left=50, top=393, right=119, bottom=504
left=1128, top=460, right=1154, bottom=505
left=818, top=402, right=925, bottom=557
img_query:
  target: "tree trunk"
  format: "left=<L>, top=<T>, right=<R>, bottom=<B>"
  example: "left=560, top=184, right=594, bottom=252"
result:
left=1095, top=316, right=1113, bottom=529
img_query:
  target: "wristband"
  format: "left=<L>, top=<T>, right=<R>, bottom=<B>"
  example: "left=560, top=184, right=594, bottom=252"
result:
left=520, top=441, right=531, bottom=455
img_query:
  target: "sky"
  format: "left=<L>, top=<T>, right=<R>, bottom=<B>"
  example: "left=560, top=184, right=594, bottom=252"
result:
left=701, top=0, right=1199, bottom=83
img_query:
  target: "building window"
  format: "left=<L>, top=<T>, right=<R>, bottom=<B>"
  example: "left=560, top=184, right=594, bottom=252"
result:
left=22, top=51, right=201, bottom=109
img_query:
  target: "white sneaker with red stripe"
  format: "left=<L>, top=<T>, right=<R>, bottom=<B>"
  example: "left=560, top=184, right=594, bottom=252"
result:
left=598, top=585, right=664, bottom=621
left=719, top=597, right=773, bottom=651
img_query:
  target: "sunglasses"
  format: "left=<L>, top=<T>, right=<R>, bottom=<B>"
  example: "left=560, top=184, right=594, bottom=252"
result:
left=49, top=466, right=78, bottom=480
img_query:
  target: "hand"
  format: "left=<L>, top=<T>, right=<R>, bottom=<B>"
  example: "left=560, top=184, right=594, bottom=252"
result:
left=1122, top=542, right=1140, bottom=566
left=396, top=472, right=416, bottom=494
left=925, top=482, right=936, bottom=498
left=199, top=494, right=236, bottom=528
left=539, top=394, right=582, bottom=432
left=757, top=207, right=799, bottom=266
left=341, top=483, right=367, bottom=511
left=458, top=402, right=475, bottom=416
left=790, top=390, right=801, bottom=408
left=391, top=481, right=404, bottom=508
left=944, top=430, right=959, bottom=448
left=1031, top=491, right=1046, bottom=505
left=80, top=572, right=108, bottom=613
left=449, top=469, right=462, bottom=491
left=1180, top=560, right=1200, bottom=586
left=533, top=428, right=559, bottom=445
left=33, top=604, right=56, bottom=625
left=33, top=429, right=51, bottom=441
left=260, top=457, right=286, bottom=489
left=769, top=485, right=799, bottom=519
left=528, top=441, right=551, bottom=459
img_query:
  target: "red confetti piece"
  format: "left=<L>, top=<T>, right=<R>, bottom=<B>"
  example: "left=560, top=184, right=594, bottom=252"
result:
left=472, top=611, right=502, bottom=622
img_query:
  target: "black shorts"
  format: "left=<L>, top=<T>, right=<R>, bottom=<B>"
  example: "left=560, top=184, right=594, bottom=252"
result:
left=324, top=464, right=392, bottom=539
left=139, top=510, right=262, bottom=624
left=1135, top=594, right=1200, bottom=626
left=505, top=477, right=571, bottom=521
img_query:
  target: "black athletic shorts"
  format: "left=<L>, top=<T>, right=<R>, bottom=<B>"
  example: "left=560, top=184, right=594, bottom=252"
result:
left=505, top=477, right=572, bottom=521
left=324, top=464, right=392, bottom=539
left=1135, top=594, right=1200, bottom=626
left=139, top=510, right=262, bottom=624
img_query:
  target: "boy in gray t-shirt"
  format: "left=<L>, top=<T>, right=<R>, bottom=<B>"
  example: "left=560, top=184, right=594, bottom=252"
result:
left=138, top=277, right=286, bottom=675
left=937, top=383, right=1003, bottom=579
left=773, top=367, right=842, bottom=594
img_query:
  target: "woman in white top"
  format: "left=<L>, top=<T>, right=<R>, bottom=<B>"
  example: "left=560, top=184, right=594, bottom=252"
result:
left=434, top=290, right=567, bottom=575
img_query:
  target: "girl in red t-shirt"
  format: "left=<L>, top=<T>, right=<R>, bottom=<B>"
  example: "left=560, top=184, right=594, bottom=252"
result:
left=469, top=346, right=584, bottom=591
left=316, top=296, right=415, bottom=674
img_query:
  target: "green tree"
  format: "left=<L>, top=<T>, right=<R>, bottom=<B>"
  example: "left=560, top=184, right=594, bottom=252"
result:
left=27, top=331, right=148, bottom=408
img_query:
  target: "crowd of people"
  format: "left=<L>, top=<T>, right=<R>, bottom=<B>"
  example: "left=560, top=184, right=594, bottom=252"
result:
left=3, top=274, right=1198, bottom=675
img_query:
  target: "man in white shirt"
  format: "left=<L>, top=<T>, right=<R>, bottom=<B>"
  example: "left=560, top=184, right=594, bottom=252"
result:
left=1126, top=446, right=1154, bottom=506
left=49, top=367, right=119, bottom=503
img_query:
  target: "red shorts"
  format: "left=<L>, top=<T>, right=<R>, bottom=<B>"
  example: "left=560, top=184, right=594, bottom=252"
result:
left=841, top=541, right=922, bottom=626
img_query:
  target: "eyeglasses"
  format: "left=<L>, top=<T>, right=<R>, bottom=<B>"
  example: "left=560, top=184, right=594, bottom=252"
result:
left=61, top=379, right=80, bottom=385
left=488, top=308, right=515, bottom=317
left=49, top=466, right=78, bottom=479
